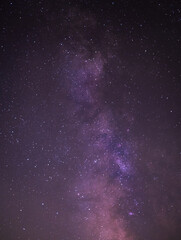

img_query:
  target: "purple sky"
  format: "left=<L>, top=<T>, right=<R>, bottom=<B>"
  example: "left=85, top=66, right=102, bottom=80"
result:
left=1, top=1, right=181, bottom=240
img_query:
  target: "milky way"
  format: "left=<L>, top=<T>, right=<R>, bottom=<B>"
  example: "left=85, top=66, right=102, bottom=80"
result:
left=1, top=1, right=181, bottom=240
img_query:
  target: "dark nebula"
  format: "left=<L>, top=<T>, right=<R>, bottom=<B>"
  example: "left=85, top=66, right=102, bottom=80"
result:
left=0, top=1, right=181, bottom=240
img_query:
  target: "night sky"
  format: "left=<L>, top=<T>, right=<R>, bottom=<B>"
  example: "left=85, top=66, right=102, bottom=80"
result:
left=1, top=1, right=181, bottom=240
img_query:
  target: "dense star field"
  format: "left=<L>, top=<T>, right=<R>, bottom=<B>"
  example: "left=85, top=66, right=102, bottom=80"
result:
left=0, top=1, right=181, bottom=240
